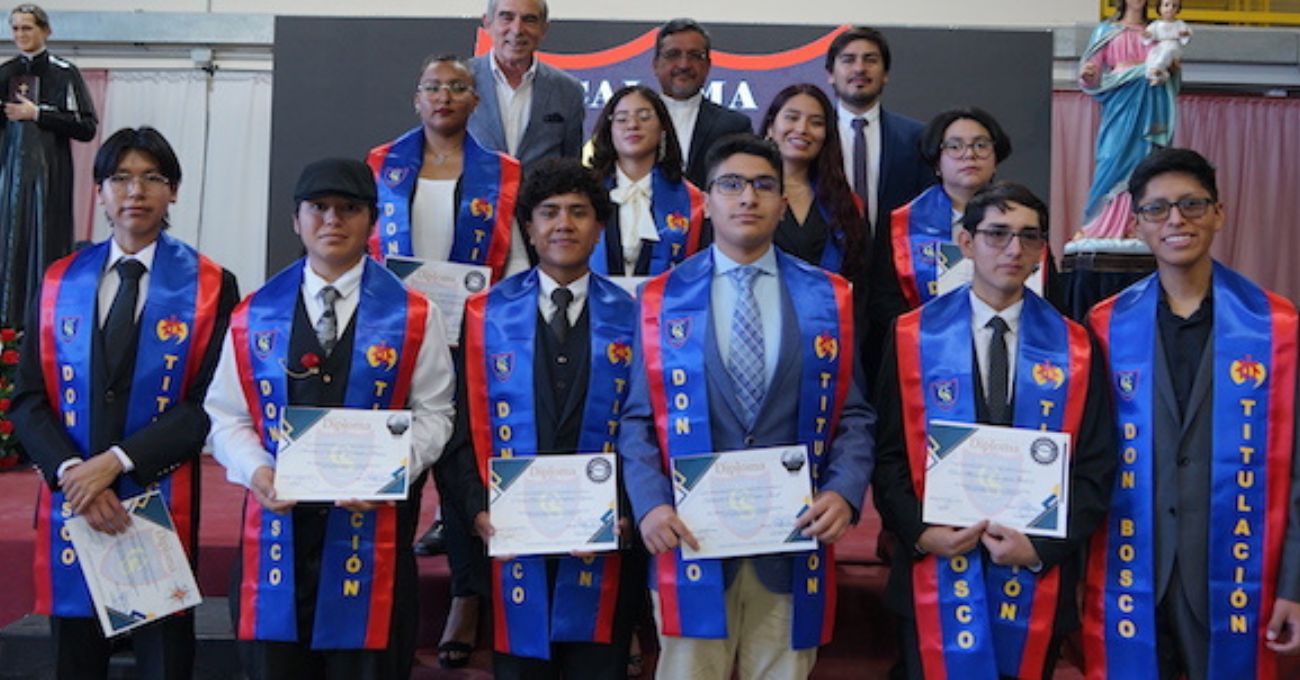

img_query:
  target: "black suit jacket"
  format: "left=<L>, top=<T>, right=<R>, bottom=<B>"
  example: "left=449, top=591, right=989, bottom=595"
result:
left=871, top=319, right=1116, bottom=633
left=11, top=258, right=237, bottom=518
left=683, top=99, right=752, bottom=189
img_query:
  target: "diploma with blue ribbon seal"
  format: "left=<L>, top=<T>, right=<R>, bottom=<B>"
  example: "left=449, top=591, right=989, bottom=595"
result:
left=922, top=420, right=1071, bottom=538
left=64, top=490, right=202, bottom=637
left=488, top=452, right=620, bottom=557
left=273, top=406, right=413, bottom=502
left=672, top=445, right=818, bottom=560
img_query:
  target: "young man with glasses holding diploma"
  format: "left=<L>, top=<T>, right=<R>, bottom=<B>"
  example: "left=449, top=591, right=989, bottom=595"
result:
left=872, top=182, right=1115, bottom=679
left=1083, top=148, right=1300, bottom=679
left=618, top=134, right=874, bottom=679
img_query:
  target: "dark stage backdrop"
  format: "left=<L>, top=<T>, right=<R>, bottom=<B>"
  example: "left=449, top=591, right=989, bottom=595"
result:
left=269, top=17, right=1052, bottom=275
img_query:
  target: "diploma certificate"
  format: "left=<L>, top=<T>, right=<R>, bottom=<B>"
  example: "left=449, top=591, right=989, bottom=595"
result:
left=922, top=420, right=1071, bottom=538
left=673, top=445, right=817, bottom=560
left=274, top=406, right=412, bottom=502
left=488, top=453, right=619, bottom=557
left=386, top=256, right=491, bottom=346
left=65, top=491, right=202, bottom=637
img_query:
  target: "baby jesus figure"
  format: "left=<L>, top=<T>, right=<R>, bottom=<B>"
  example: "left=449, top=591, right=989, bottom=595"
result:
left=1144, top=0, right=1192, bottom=86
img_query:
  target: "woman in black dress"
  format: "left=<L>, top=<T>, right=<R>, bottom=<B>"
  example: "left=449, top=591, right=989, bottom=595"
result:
left=0, top=3, right=97, bottom=329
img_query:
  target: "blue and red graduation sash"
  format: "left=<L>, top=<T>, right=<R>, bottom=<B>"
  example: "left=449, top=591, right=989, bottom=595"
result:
left=367, top=128, right=520, bottom=281
left=638, top=248, right=853, bottom=647
left=462, top=269, right=635, bottom=659
left=591, top=168, right=704, bottom=277
left=229, top=258, right=427, bottom=649
left=811, top=185, right=864, bottom=273
left=891, top=185, right=1048, bottom=309
left=894, top=286, right=1089, bottom=679
left=33, top=233, right=222, bottom=617
left=1083, top=263, right=1296, bottom=680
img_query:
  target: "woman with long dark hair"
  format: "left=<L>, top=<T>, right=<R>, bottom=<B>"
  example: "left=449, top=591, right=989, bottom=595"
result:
left=760, top=83, right=868, bottom=279
left=589, top=84, right=703, bottom=277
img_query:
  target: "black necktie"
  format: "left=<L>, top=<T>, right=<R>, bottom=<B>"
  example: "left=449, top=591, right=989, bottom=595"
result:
left=851, top=117, right=870, bottom=227
left=104, top=259, right=146, bottom=378
left=986, top=316, right=1010, bottom=424
left=549, top=287, right=573, bottom=343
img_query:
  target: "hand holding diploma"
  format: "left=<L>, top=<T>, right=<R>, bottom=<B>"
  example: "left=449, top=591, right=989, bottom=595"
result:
left=639, top=504, right=699, bottom=555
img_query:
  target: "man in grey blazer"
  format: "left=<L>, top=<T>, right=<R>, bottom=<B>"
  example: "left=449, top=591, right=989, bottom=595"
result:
left=467, top=0, right=585, bottom=166
left=1085, top=148, right=1300, bottom=679
left=652, top=18, right=752, bottom=189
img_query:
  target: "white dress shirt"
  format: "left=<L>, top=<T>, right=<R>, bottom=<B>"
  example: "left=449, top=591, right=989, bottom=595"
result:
left=489, top=49, right=538, bottom=157
left=409, top=176, right=531, bottom=277
left=610, top=166, right=660, bottom=272
left=204, top=257, right=456, bottom=489
left=969, top=290, right=1022, bottom=402
left=537, top=269, right=589, bottom=326
left=836, top=100, right=882, bottom=228
left=661, top=92, right=703, bottom=165
left=710, top=245, right=782, bottom=387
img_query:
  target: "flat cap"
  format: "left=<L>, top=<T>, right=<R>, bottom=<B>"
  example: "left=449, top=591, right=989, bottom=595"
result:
left=293, top=158, right=377, bottom=205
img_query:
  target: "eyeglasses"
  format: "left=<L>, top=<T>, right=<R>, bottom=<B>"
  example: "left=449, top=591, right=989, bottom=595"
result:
left=659, top=48, right=708, bottom=63
left=708, top=174, right=781, bottom=196
left=974, top=227, right=1047, bottom=250
left=940, top=138, right=995, bottom=160
left=610, top=109, right=656, bottom=127
left=1134, top=196, right=1214, bottom=222
left=417, top=81, right=473, bottom=97
left=105, top=172, right=171, bottom=191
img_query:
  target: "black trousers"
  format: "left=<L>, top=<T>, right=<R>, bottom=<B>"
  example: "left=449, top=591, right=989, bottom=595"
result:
left=1156, top=563, right=1209, bottom=680
left=51, top=612, right=194, bottom=680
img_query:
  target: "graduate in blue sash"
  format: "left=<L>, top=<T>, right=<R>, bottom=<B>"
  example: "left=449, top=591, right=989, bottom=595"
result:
left=588, top=84, right=704, bottom=278
left=619, top=135, right=875, bottom=679
left=872, top=182, right=1115, bottom=680
left=204, top=159, right=455, bottom=680
left=1083, top=148, right=1300, bottom=680
left=438, top=157, right=645, bottom=678
left=10, top=126, right=238, bottom=680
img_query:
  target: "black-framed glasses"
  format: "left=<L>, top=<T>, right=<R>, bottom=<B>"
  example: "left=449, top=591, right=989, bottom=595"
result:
left=940, top=138, right=995, bottom=159
left=105, top=172, right=171, bottom=192
left=708, top=174, right=781, bottom=196
left=417, top=81, right=473, bottom=97
left=1134, top=196, right=1214, bottom=222
left=974, top=227, right=1047, bottom=250
left=610, top=109, right=656, bottom=126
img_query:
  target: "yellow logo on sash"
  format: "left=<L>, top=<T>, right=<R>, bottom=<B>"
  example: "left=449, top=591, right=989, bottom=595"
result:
left=606, top=341, right=632, bottom=366
left=366, top=343, right=398, bottom=370
left=814, top=332, right=838, bottom=361
left=1230, top=356, right=1267, bottom=387
left=155, top=316, right=189, bottom=344
left=665, top=212, right=689, bottom=232
left=1032, top=360, right=1065, bottom=389
left=471, top=197, right=494, bottom=221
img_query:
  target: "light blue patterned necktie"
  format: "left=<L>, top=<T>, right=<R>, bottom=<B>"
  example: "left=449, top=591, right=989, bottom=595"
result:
left=727, top=265, right=765, bottom=426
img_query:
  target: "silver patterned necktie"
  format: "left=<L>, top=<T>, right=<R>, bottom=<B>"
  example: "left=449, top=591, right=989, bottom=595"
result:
left=316, top=285, right=340, bottom=356
left=727, top=266, right=765, bottom=426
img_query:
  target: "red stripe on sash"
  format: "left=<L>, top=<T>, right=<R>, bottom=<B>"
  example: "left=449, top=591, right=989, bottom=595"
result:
left=390, top=291, right=428, bottom=407
left=33, top=485, right=53, bottom=614
left=238, top=494, right=262, bottom=640
left=365, top=508, right=398, bottom=648
left=1259, top=293, right=1297, bottom=678
left=685, top=182, right=705, bottom=257
left=365, top=143, right=394, bottom=262
left=639, top=275, right=672, bottom=468
left=654, top=551, right=682, bottom=637
left=1081, top=296, right=1117, bottom=680
left=486, top=156, right=520, bottom=282
left=463, top=292, right=492, bottom=484
left=170, top=462, right=195, bottom=557
left=829, top=276, right=855, bottom=438
left=891, top=205, right=921, bottom=309
left=895, top=309, right=947, bottom=680
left=593, top=554, right=622, bottom=643
left=491, top=561, right=510, bottom=651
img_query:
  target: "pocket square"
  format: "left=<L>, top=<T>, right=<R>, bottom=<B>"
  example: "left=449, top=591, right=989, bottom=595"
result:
left=543, top=112, right=564, bottom=123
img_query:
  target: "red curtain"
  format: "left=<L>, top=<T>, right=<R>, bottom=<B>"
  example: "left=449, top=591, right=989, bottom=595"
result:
left=1052, top=91, right=1300, bottom=302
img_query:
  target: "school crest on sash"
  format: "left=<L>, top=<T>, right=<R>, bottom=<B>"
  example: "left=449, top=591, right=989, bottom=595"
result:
left=365, top=342, right=398, bottom=371
left=1229, top=355, right=1267, bottom=387
left=1115, top=369, right=1140, bottom=401
left=606, top=340, right=632, bottom=366
left=155, top=316, right=189, bottom=344
left=383, top=167, right=408, bottom=188
left=59, top=316, right=79, bottom=339
left=930, top=378, right=958, bottom=409
left=253, top=330, right=276, bottom=359
left=920, top=240, right=939, bottom=265
left=1032, top=360, right=1065, bottom=389
left=491, top=352, right=514, bottom=381
left=666, top=318, right=691, bottom=348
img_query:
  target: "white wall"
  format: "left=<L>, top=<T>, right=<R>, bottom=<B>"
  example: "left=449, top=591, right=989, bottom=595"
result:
left=42, top=0, right=1097, bottom=28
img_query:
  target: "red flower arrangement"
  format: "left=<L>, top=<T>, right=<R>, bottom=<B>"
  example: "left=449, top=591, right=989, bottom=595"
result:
left=0, top=327, right=21, bottom=469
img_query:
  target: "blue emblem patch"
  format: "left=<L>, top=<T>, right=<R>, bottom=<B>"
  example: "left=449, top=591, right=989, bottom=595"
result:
left=666, top=317, right=691, bottom=349
left=930, top=378, right=958, bottom=409
left=383, top=167, right=409, bottom=188
left=491, top=352, right=514, bottom=381
left=59, top=316, right=80, bottom=340
left=253, top=330, right=276, bottom=359
left=1116, top=369, right=1140, bottom=401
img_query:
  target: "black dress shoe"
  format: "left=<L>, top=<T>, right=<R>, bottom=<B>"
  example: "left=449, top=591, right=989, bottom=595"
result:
left=414, top=519, right=446, bottom=556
